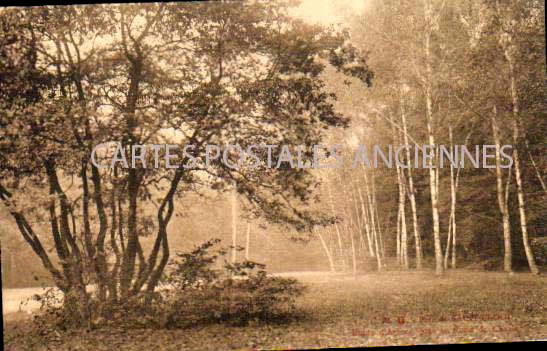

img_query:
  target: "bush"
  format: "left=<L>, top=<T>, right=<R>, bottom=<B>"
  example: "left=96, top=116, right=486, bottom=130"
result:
left=29, top=238, right=306, bottom=332
left=161, top=238, right=306, bottom=327
left=31, top=287, right=97, bottom=335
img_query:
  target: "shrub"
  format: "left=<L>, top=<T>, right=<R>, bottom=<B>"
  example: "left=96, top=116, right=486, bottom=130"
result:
left=29, top=238, right=306, bottom=332
left=162, top=238, right=306, bottom=327
left=31, top=286, right=96, bottom=336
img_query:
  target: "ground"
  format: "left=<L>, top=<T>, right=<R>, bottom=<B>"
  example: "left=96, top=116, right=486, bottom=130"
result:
left=3, top=270, right=546, bottom=350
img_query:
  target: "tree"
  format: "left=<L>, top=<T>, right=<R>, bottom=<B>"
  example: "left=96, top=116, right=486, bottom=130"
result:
left=491, top=0, right=541, bottom=274
left=492, top=106, right=513, bottom=272
left=342, top=0, right=544, bottom=273
left=0, top=2, right=372, bottom=325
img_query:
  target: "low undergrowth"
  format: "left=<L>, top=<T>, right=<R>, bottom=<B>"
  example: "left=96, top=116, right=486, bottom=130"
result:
left=28, top=238, right=306, bottom=334
left=4, top=270, right=545, bottom=350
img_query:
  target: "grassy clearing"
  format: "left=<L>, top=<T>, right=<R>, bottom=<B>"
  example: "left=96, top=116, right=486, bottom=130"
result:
left=4, top=270, right=546, bottom=350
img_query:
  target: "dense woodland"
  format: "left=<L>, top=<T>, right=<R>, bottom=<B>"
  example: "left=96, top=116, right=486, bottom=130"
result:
left=313, top=0, right=546, bottom=275
left=0, top=0, right=545, bottom=327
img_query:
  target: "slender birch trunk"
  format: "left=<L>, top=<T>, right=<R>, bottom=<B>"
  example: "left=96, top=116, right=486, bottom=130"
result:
left=400, top=85, right=423, bottom=269
left=444, top=126, right=457, bottom=269
left=451, top=198, right=456, bottom=269
left=371, top=173, right=385, bottom=258
left=315, top=228, right=336, bottom=272
left=506, top=66, right=539, bottom=274
left=326, top=178, right=346, bottom=270
left=424, top=0, right=443, bottom=274
left=400, top=200, right=408, bottom=269
left=357, top=185, right=375, bottom=257
left=349, top=179, right=367, bottom=262
left=502, top=38, right=539, bottom=275
left=231, top=183, right=237, bottom=263
left=363, top=168, right=382, bottom=270
left=511, top=123, right=538, bottom=274
left=339, top=171, right=358, bottom=274
left=347, top=219, right=357, bottom=276
left=396, top=205, right=402, bottom=265
left=374, top=194, right=385, bottom=258
left=492, top=106, right=513, bottom=273
left=245, top=221, right=250, bottom=261
left=444, top=212, right=453, bottom=269
left=496, top=0, right=539, bottom=275
left=395, top=127, right=409, bottom=269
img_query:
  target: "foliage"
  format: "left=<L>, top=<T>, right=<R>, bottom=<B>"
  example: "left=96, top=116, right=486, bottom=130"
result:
left=0, top=1, right=371, bottom=324
left=28, top=239, right=306, bottom=332
left=318, top=0, right=546, bottom=273
left=162, top=239, right=306, bottom=328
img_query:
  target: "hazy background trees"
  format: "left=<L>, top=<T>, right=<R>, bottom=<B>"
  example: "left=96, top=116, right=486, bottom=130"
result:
left=319, top=0, right=545, bottom=273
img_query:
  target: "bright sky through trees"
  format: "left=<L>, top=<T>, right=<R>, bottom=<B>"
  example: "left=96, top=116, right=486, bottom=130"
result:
left=291, top=0, right=367, bottom=26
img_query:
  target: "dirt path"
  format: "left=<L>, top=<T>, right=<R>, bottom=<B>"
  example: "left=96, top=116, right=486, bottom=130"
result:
left=2, top=286, right=58, bottom=316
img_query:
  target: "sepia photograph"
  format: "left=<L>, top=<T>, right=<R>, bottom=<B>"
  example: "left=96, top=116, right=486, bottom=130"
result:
left=1, top=0, right=545, bottom=349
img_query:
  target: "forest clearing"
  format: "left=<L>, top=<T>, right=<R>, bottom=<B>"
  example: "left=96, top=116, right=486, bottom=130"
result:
left=1, top=0, right=545, bottom=349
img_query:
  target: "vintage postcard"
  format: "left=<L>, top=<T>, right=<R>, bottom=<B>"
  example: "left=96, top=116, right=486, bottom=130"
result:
left=1, top=1, right=545, bottom=349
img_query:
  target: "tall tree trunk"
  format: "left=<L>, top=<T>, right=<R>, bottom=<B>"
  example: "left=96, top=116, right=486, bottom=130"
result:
left=444, top=212, right=453, bottom=270
left=395, top=127, right=409, bottom=269
left=451, top=198, right=456, bottom=269
left=424, top=0, right=443, bottom=274
left=231, top=183, right=237, bottom=263
left=445, top=126, right=457, bottom=269
left=373, top=186, right=385, bottom=259
left=357, top=185, right=375, bottom=257
left=315, top=228, right=336, bottom=272
left=245, top=221, right=250, bottom=261
left=400, top=85, right=423, bottom=269
left=349, top=179, right=367, bottom=263
left=326, top=178, right=346, bottom=270
left=503, top=43, right=539, bottom=275
left=492, top=106, right=513, bottom=273
left=347, top=220, right=358, bottom=276
left=396, top=205, right=402, bottom=265
left=400, top=199, right=408, bottom=269
left=363, top=168, right=382, bottom=270
left=496, top=0, right=539, bottom=275
left=511, top=124, right=538, bottom=274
